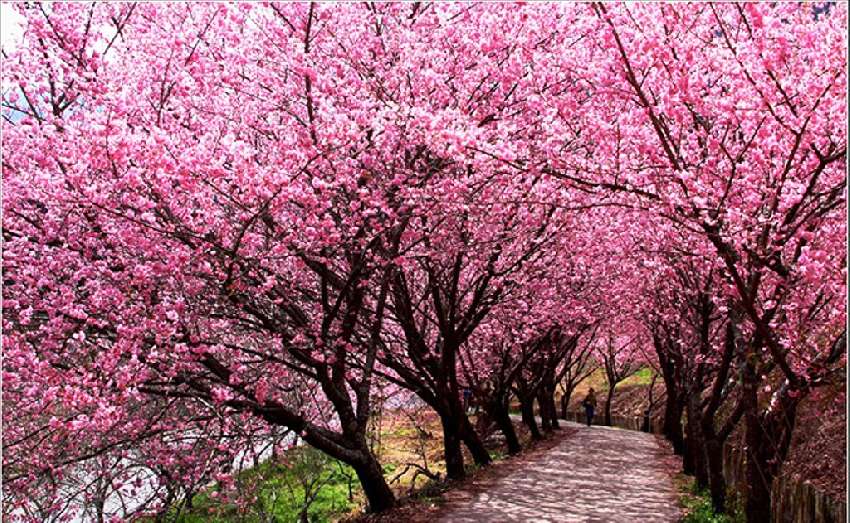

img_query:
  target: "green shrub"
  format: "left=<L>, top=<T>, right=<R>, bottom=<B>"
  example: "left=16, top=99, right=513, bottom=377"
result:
left=170, top=447, right=359, bottom=523
left=679, top=481, right=742, bottom=523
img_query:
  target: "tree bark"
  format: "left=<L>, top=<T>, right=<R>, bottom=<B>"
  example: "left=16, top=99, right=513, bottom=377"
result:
left=548, top=399, right=560, bottom=428
left=655, top=332, right=685, bottom=455
left=352, top=452, right=396, bottom=513
left=491, top=404, right=522, bottom=454
left=662, top=387, right=685, bottom=455
left=699, top=318, right=742, bottom=513
left=742, top=354, right=771, bottom=522
left=541, top=371, right=559, bottom=429
left=743, top=374, right=803, bottom=523
left=460, top=414, right=492, bottom=466
left=441, top=413, right=466, bottom=480
left=559, top=387, right=573, bottom=419
left=520, top=396, right=543, bottom=440
left=548, top=390, right=560, bottom=428
left=684, top=392, right=708, bottom=488
left=603, top=385, right=615, bottom=426
left=704, top=438, right=726, bottom=513
left=537, top=389, right=553, bottom=431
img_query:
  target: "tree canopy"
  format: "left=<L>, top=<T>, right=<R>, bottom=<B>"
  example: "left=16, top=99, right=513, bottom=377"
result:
left=2, top=3, right=845, bottom=522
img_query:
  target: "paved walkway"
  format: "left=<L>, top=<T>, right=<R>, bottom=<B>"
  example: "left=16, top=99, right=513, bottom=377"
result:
left=437, top=421, right=682, bottom=522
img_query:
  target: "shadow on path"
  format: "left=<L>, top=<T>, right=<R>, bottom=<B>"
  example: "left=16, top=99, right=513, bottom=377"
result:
left=437, top=421, right=682, bottom=522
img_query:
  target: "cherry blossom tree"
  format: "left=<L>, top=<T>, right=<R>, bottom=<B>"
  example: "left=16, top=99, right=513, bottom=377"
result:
left=596, top=332, right=640, bottom=426
left=2, top=2, right=844, bottom=521
left=548, top=4, right=847, bottom=518
left=1, top=0, right=594, bottom=513
left=2, top=2, right=414, bottom=514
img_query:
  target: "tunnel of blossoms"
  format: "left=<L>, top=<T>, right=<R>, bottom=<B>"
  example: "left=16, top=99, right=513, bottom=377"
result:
left=1, top=3, right=846, bottom=522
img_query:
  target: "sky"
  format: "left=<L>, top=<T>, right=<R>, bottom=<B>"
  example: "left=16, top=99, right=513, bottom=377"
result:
left=1, top=3, right=24, bottom=50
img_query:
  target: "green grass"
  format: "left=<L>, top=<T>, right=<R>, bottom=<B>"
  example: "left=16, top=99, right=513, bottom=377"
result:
left=171, top=447, right=360, bottom=523
left=629, top=367, right=654, bottom=385
left=490, top=449, right=507, bottom=462
left=679, top=479, right=742, bottom=523
left=382, top=425, right=417, bottom=438
left=570, top=366, right=655, bottom=397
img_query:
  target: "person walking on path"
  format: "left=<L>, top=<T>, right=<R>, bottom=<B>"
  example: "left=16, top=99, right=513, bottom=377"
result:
left=582, top=388, right=597, bottom=426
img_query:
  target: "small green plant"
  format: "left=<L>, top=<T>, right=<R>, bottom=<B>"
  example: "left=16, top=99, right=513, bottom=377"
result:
left=168, top=447, right=359, bottom=523
left=679, top=480, right=740, bottom=523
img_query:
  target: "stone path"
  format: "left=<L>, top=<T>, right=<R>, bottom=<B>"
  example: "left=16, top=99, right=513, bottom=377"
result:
left=437, top=421, right=682, bottom=522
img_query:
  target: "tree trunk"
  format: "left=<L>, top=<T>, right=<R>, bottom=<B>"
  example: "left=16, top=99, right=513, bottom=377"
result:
left=460, top=414, right=492, bottom=466
left=352, top=451, right=396, bottom=513
left=441, top=414, right=466, bottom=480
left=698, top=318, right=740, bottom=513
left=742, top=351, right=771, bottom=522
left=520, top=396, right=542, bottom=440
left=540, top=371, right=559, bottom=429
left=560, top=386, right=573, bottom=419
left=704, top=437, right=726, bottom=513
left=491, top=403, right=522, bottom=454
left=682, top=435, right=695, bottom=476
left=604, top=386, right=615, bottom=426
left=684, top=393, right=708, bottom=488
left=656, top=335, right=685, bottom=455
left=743, top=370, right=803, bottom=523
left=545, top=385, right=559, bottom=428
left=662, top=390, right=685, bottom=455
left=537, top=389, right=553, bottom=431
left=275, top=413, right=396, bottom=514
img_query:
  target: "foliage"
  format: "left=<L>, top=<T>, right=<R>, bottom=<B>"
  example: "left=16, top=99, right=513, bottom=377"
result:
left=627, top=368, right=654, bottom=386
left=173, top=448, right=359, bottom=523
left=679, top=480, right=743, bottom=523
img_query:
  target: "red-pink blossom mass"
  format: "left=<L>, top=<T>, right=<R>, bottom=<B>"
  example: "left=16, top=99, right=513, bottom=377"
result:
left=2, top=2, right=845, bottom=522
